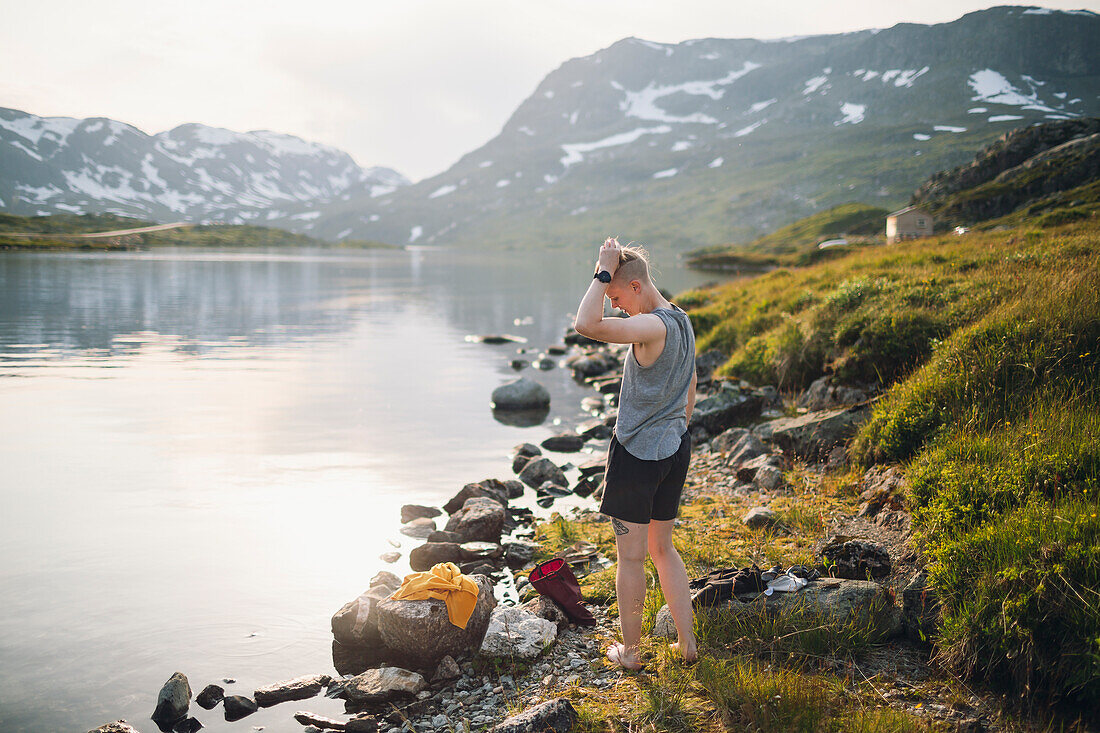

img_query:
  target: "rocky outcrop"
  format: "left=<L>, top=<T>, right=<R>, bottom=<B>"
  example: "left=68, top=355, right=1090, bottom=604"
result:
left=689, top=388, right=762, bottom=436
left=479, top=607, right=558, bottom=658
left=655, top=578, right=899, bottom=639
left=759, top=404, right=871, bottom=460
left=491, top=378, right=550, bottom=410
left=490, top=698, right=578, bottom=733
left=797, top=376, right=868, bottom=411
left=376, top=574, right=496, bottom=670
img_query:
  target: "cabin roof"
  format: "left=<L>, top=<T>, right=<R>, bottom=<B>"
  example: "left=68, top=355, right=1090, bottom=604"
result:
left=887, top=205, right=931, bottom=218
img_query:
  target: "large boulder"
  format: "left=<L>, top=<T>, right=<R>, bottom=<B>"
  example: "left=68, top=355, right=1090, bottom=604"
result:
left=151, top=672, right=190, bottom=727
left=763, top=404, right=872, bottom=460
left=518, top=457, right=567, bottom=489
left=376, top=574, right=497, bottom=670
left=491, top=378, right=550, bottom=411
left=253, top=674, right=329, bottom=707
left=331, top=576, right=402, bottom=648
left=344, top=667, right=426, bottom=704
left=444, top=497, right=506, bottom=543
left=690, top=389, right=762, bottom=436
left=479, top=606, right=558, bottom=658
left=655, top=578, right=899, bottom=639
left=490, top=698, right=578, bottom=733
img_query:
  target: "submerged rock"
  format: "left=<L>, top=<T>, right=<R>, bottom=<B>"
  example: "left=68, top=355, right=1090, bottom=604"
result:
left=491, top=378, right=550, bottom=410
left=254, top=673, right=329, bottom=707
left=223, top=695, right=258, bottom=722
left=151, top=672, right=190, bottom=728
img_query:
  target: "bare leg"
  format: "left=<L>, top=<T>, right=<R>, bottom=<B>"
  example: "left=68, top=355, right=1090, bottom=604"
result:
left=648, top=519, right=697, bottom=662
left=609, top=516, right=648, bottom=670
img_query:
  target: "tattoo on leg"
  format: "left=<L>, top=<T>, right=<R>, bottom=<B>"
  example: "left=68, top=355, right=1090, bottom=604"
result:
left=612, top=518, right=629, bottom=536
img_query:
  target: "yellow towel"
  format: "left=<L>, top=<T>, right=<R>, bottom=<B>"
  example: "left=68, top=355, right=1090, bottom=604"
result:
left=389, top=562, right=480, bottom=629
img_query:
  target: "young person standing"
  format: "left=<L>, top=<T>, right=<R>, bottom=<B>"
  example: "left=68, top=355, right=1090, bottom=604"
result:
left=574, top=236, right=698, bottom=669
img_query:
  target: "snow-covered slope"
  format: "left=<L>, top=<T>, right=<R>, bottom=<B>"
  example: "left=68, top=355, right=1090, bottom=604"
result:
left=0, top=111, right=408, bottom=235
left=313, top=5, right=1099, bottom=249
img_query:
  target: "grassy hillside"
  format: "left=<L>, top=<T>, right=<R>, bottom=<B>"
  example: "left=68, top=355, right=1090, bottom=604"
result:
left=0, top=213, right=394, bottom=250
left=679, top=215, right=1100, bottom=712
left=685, top=202, right=889, bottom=270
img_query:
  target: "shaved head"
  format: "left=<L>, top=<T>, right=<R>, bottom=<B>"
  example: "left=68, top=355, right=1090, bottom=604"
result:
left=612, top=244, right=652, bottom=286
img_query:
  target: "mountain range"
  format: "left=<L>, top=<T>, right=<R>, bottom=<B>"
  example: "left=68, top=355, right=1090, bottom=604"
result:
left=2, top=6, right=1098, bottom=252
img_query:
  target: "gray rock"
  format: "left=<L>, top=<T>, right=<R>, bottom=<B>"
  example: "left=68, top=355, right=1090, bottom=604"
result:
left=223, top=695, right=257, bottom=722
left=695, top=349, right=727, bottom=381
left=820, top=538, right=891, bottom=580
left=401, top=504, right=442, bottom=524
left=479, top=606, right=558, bottom=658
left=409, top=542, right=467, bottom=571
left=735, top=452, right=781, bottom=482
left=536, top=481, right=571, bottom=497
left=518, top=458, right=567, bottom=489
left=654, top=578, right=899, bottom=640
left=689, top=389, right=762, bottom=435
left=576, top=455, right=606, bottom=477
left=742, top=506, right=779, bottom=529
left=571, top=355, right=609, bottom=378
left=502, top=540, right=538, bottom=569
left=294, top=710, right=347, bottom=730
left=88, top=722, right=142, bottom=733
left=797, top=377, right=868, bottom=411
left=345, top=715, right=380, bottom=733
left=522, top=596, right=571, bottom=633
left=171, top=717, right=202, bottom=733
left=151, top=672, right=190, bottom=726
left=444, top=481, right=508, bottom=514
left=753, top=465, right=786, bottom=493
left=254, top=673, right=329, bottom=707
left=444, top=497, right=506, bottom=543
left=541, top=432, right=585, bottom=453
left=491, top=378, right=550, bottom=410
left=710, top=427, right=749, bottom=453
left=432, top=655, right=462, bottom=682
left=503, top=479, right=525, bottom=499
left=426, top=530, right=463, bottom=543
left=576, top=419, right=612, bottom=440
left=461, top=542, right=504, bottom=561
left=534, top=356, right=556, bottom=370
left=728, top=432, right=768, bottom=468
left=765, top=404, right=872, bottom=460
left=332, top=584, right=399, bottom=647
left=399, top=517, right=437, bottom=538
left=380, top=551, right=401, bottom=563
left=344, top=667, right=427, bottom=704
left=490, top=698, right=578, bottom=733
left=371, top=571, right=401, bottom=589
left=195, top=684, right=224, bottom=709
left=377, top=575, right=497, bottom=670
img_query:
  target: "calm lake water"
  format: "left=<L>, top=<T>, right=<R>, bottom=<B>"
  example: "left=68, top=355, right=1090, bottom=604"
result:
left=0, top=245, right=721, bottom=732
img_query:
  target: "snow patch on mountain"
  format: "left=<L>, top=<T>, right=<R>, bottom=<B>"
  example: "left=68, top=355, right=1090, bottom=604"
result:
left=652, top=168, right=678, bottom=179
left=619, top=61, right=761, bottom=125
left=835, top=103, right=866, bottom=125
left=429, top=184, right=457, bottom=198
left=559, top=125, right=672, bottom=168
left=968, top=69, right=1056, bottom=112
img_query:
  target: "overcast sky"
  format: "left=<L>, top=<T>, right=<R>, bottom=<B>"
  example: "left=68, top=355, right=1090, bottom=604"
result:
left=3, top=1, right=1098, bottom=181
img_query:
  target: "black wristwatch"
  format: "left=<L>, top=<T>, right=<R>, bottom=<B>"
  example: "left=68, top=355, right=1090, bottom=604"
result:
left=593, top=269, right=612, bottom=284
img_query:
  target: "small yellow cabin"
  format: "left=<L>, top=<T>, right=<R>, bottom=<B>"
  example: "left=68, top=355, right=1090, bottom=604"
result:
left=886, top=206, right=933, bottom=243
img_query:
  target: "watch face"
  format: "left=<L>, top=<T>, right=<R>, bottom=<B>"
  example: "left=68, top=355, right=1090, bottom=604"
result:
left=595, top=270, right=612, bottom=283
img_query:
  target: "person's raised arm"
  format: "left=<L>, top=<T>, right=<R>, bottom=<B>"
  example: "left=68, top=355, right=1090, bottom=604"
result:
left=574, top=238, right=664, bottom=345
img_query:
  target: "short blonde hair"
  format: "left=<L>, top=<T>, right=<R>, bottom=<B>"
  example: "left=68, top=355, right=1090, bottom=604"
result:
left=613, top=243, right=652, bottom=285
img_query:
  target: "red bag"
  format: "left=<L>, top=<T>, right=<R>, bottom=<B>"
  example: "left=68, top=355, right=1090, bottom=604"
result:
left=528, top=558, right=597, bottom=627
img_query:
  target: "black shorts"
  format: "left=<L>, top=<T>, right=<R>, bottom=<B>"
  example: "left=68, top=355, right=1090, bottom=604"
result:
left=599, top=431, right=691, bottom=524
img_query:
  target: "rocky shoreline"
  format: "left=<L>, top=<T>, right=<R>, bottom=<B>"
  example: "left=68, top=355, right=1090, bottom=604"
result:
left=92, top=322, right=990, bottom=733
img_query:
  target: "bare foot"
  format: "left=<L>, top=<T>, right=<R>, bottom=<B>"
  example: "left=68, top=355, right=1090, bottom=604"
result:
left=671, top=641, right=698, bottom=663
left=606, top=642, right=645, bottom=670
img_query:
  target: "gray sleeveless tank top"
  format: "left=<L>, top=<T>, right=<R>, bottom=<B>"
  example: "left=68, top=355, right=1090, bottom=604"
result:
left=615, top=305, right=696, bottom=460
